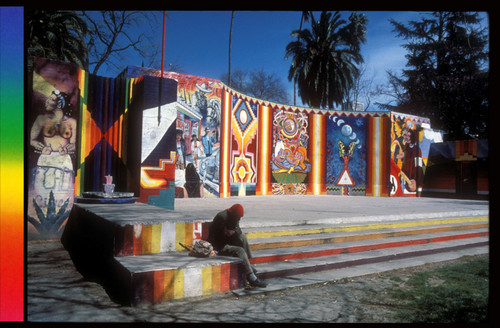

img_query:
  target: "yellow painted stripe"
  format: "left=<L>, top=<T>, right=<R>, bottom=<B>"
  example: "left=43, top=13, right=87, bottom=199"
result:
left=173, top=269, right=184, bottom=299
left=151, top=223, right=161, bottom=254
left=163, top=270, right=175, bottom=301
left=250, top=222, right=489, bottom=251
left=184, top=222, right=193, bottom=248
left=142, top=224, right=152, bottom=254
left=246, top=216, right=489, bottom=239
left=201, top=266, right=212, bottom=295
left=175, top=222, right=185, bottom=251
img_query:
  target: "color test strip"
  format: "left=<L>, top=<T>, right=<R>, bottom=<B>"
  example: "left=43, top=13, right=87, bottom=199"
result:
left=0, top=7, right=24, bottom=322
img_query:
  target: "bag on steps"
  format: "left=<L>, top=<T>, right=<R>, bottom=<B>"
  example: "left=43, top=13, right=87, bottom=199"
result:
left=179, top=240, right=215, bottom=258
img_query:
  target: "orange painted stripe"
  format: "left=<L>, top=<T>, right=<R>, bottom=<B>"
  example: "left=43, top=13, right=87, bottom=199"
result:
left=256, top=105, right=272, bottom=195
left=133, top=225, right=143, bottom=255
left=153, top=270, right=165, bottom=304
left=212, top=265, right=221, bottom=294
left=308, top=113, right=326, bottom=195
left=219, top=263, right=230, bottom=292
left=219, top=89, right=232, bottom=197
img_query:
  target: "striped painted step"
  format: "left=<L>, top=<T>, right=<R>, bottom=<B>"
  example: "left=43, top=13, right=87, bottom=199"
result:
left=251, top=234, right=489, bottom=280
left=246, top=221, right=488, bottom=251
left=248, top=228, right=489, bottom=264
left=111, top=216, right=488, bottom=305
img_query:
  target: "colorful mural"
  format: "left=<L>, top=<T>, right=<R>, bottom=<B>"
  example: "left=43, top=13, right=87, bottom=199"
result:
left=27, top=60, right=446, bottom=243
left=230, top=96, right=259, bottom=196
left=76, top=72, right=130, bottom=197
left=164, top=72, right=223, bottom=198
left=390, top=112, right=442, bottom=197
left=326, top=114, right=367, bottom=195
left=270, top=109, right=311, bottom=194
left=137, top=75, right=178, bottom=208
left=28, top=58, right=80, bottom=238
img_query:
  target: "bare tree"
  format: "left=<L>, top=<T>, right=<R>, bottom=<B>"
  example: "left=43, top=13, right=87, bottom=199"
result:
left=221, top=68, right=289, bottom=104
left=345, top=63, right=374, bottom=111
left=79, top=11, right=162, bottom=76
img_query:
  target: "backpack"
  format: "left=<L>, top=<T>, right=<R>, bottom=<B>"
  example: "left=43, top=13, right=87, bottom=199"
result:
left=179, top=240, right=215, bottom=258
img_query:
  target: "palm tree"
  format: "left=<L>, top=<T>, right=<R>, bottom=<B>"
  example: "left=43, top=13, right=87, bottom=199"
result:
left=285, top=11, right=367, bottom=109
left=26, top=10, right=89, bottom=72
left=292, top=11, right=311, bottom=106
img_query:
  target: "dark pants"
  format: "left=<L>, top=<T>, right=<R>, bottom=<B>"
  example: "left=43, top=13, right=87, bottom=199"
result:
left=218, top=233, right=253, bottom=275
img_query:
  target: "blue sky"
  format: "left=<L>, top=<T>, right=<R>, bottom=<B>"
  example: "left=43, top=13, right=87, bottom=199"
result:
left=96, top=10, right=489, bottom=110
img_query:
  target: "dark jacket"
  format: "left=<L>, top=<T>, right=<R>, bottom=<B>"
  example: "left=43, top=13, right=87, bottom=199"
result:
left=207, top=209, right=242, bottom=251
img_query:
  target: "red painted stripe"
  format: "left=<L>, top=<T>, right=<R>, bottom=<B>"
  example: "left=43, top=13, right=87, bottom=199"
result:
left=250, top=231, right=488, bottom=264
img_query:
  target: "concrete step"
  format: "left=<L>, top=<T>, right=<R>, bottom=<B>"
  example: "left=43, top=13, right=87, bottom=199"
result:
left=252, top=236, right=489, bottom=280
left=110, top=219, right=488, bottom=305
left=232, top=243, right=489, bottom=297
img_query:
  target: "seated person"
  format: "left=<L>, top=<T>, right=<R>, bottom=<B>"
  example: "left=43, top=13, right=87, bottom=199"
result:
left=207, top=204, right=267, bottom=288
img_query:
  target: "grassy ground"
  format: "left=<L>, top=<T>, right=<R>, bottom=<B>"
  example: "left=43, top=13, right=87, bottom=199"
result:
left=370, top=255, right=489, bottom=323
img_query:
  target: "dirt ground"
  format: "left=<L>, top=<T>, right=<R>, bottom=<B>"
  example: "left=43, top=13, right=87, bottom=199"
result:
left=27, top=240, right=488, bottom=323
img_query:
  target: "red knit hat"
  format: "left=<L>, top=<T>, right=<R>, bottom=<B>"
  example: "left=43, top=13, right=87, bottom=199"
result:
left=228, top=204, right=244, bottom=217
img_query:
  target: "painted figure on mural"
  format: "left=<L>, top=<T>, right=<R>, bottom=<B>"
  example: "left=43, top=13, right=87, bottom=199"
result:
left=175, top=129, right=187, bottom=169
left=270, top=111, right=311, bottom=191
left=30, top=90, right=77, bottom=157
left=202, top=128, right=215, bottom=157
left=190, top=134, right=204, bottom=168
left=30, top=89, right=77, bottom=198
left=28, top=58, right=79, bottom=237
left=207, top=204, right=267, bottom=288
left=396, top=124, right=423, bottom=192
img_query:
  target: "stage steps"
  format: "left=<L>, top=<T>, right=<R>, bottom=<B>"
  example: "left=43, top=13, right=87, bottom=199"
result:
left=61, top=204, right=488, bottom=306
left=111, top=217, right=488, bottom=305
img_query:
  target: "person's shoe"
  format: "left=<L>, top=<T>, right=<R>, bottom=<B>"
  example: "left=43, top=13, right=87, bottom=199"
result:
left=248, top=277, right=267, bottom=288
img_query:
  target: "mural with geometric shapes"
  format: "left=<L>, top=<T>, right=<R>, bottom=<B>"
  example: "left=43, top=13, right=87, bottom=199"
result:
left=28, top=57, right=80, bottom=239
left=77, top=72, right=130, bottom=196
left=136, top=75, right=178, bottom=209
left=229, top=94, right=258, bottom=196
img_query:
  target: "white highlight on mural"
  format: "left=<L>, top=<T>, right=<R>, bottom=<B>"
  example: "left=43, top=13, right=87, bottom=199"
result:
left=141, top=103, right=177, bottom=162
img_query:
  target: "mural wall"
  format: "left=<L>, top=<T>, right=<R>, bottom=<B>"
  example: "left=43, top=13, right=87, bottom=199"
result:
left=390, top=112, right=443, bottom=197
left=27, top=59, right=446, bottom=239
left=76, top=71, right=130, bottom=197
left=28, top=58, right=80, bottom=239
left=220, top=87, right=393, bottom=197
left=125, top=67, right=224, bottom=199
left=326, top=114, right=367, bottom=195
left=166, top=72, right=223, bottom=199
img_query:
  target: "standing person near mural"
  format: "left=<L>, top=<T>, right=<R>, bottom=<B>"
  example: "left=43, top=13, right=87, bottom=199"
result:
left=396, top=125, right=423, bottom=192
left=190, top=134, right=203, bottom=168
left=207, top=204, right=267, bottom=288
left=184, top=163, right=204, bottom=198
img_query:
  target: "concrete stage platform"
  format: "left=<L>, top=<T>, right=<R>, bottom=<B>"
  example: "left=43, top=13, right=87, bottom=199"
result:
left=173, top=195, right=489, bottom=227
left=61, top=195, right=489, bottom=306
